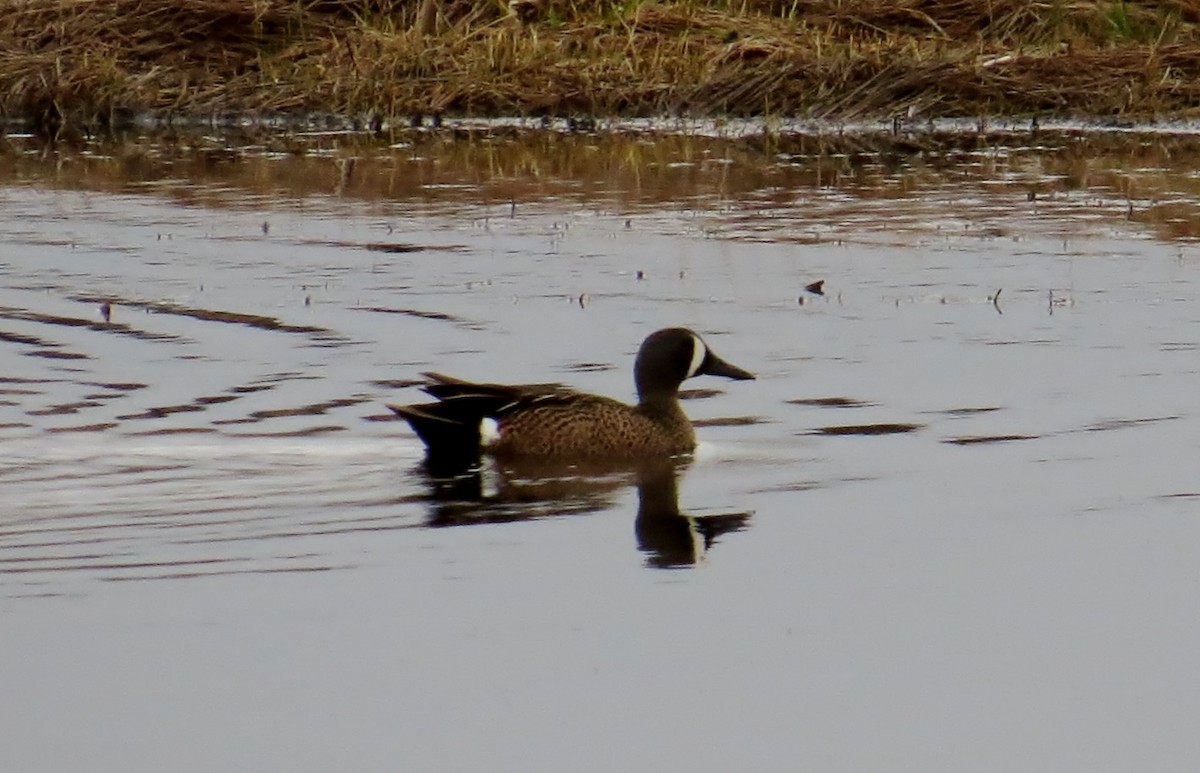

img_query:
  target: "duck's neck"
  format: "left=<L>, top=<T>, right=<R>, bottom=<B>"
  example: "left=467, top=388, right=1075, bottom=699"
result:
left=637, top=393, right=691, bottom=429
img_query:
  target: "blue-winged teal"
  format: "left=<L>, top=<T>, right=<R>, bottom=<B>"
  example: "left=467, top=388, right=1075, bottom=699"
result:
left=390, top=327, right=754, bottom=464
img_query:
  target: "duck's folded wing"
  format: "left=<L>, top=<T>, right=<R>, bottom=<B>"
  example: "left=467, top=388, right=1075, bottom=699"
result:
left=419, top=372, right=569, bottom=402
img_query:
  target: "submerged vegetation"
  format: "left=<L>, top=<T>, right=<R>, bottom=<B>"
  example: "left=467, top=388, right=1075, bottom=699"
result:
left=5, top=0, right=1200, bottom=133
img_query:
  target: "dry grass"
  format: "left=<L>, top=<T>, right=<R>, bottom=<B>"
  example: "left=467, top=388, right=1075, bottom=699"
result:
left=6, top=0, right=1200, bottom=133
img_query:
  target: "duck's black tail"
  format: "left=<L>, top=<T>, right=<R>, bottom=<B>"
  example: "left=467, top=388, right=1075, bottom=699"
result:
left=389, top=395, right=501, bottom=473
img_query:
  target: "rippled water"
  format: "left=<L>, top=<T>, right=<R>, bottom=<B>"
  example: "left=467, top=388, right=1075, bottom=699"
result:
left=5, top=128, right=1200, bottom=771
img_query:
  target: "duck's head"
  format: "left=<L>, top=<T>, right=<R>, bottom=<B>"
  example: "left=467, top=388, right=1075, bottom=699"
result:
left=634, top=327, right=755, bottom=400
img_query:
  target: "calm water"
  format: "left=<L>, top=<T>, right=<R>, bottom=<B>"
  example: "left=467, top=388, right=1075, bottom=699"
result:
left=4, top=128, right=1200, bottom=771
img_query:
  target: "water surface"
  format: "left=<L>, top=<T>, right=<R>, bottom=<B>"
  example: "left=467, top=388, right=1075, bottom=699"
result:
left=3, top=128, right=1200, bottom=771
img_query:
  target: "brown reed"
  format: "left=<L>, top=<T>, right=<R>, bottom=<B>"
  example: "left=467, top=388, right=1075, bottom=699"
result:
left=4, top=0, right=1200, bottom=134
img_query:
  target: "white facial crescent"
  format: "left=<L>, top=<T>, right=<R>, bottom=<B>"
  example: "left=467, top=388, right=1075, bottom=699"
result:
left=686, top=334, right=707, bottom=378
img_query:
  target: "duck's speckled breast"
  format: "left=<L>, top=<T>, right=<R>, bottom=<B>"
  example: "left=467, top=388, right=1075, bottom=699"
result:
left=490, top=395, right=696, bottom=458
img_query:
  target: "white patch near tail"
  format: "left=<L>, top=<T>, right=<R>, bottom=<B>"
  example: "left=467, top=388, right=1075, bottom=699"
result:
left=480, top=417, right=502, bottom=447
left=686, top=517, right=708, bottom=563
left=686, top=334, right=708, bottom=378
left=479, top=463, right=502, bottom=499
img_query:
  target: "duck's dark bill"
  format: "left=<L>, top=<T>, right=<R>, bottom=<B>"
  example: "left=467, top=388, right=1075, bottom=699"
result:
left=701, top=352, right=755, bottom=381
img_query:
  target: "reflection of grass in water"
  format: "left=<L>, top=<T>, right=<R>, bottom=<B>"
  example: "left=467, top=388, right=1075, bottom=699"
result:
left=14, top=128, right=1200, bottom=211
left=66, top=295, right=340, bottom=341
left=788, top=396, right=872, bottom=408
left=942, top=434, right=1039, bottom=445
left=5, top=1, right=1200, bottom=134
left=813, top=422, right=923, bottom=436
left=247, top=398, right=369, bottom=420
left=693, top=415, right=767, bottom=427
left=10, top=125, right=1200, bottom=244
left=45, top=422, right=120, bottom=433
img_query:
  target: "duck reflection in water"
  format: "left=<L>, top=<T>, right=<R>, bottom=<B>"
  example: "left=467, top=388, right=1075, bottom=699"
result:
left=632, top=458, right=751, bottom=568
left=418, top=456, right=751, bottom=568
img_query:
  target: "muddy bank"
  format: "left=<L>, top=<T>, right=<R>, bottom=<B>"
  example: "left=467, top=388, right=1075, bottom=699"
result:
left=7, top=1, right=1200, bottom=135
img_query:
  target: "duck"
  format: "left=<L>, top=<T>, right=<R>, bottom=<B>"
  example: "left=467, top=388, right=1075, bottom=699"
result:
left=389, top=327, right=754, bottom=466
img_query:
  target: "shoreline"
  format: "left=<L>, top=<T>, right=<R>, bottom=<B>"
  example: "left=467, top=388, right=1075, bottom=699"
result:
left=14, top=112, right=1200, bottom=143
